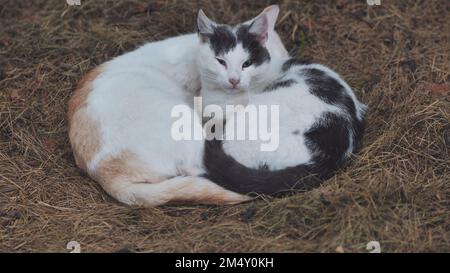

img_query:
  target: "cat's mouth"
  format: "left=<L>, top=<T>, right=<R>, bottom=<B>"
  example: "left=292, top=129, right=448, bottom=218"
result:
left=223, top=86, right=244, bottom=94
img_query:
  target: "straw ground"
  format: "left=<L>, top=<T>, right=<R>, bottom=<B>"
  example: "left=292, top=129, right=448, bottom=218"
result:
left=0, top=0, right=449, bottom=252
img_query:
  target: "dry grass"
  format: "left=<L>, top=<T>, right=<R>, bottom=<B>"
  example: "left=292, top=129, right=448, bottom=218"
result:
left=0, top=0, right=449, bottom=252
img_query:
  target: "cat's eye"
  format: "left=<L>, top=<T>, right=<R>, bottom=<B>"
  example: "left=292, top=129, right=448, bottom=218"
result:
left=242, top=60, right=253, bottom=69
left=216, top=58, right=226, bottom=67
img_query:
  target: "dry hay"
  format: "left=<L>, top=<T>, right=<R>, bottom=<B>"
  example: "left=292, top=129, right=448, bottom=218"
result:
left=0, top=0, right=449, bottom=252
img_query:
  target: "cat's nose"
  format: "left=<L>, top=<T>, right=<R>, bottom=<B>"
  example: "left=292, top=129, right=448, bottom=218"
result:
left=228, top=78, right=240, bottom=88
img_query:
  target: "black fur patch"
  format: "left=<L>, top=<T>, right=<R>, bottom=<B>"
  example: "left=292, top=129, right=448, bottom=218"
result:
left=305, top=112, right=350, bottom=169
left=208, top=25, right=237, bottom=55
left=282, top=58, right=312, bottom=72
left=302, top=111, right=366, bottom=183
left=204, top=24, right=271, bottom=66
left=302, top=68, right=357, bottom=117
left=236, top=24, right=270, bottom=66
left=263, top=79, right=297, bottom=92
left=203, top=139, right=322, bottom=196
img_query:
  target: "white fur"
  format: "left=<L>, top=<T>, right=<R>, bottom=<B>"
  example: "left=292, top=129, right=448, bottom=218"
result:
left=87, top=34, right=204, bottom=176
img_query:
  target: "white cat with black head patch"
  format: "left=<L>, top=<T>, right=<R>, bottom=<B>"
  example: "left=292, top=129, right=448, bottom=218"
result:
left=197, top=10, right=366, bottom=195
left=68, top=6, right=287, bottom=206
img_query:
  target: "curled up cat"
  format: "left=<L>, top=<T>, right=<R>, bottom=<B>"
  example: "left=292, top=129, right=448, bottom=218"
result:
left=68, top=6, right=288, bottom=207
left=68, top=5, right=366, bottom=207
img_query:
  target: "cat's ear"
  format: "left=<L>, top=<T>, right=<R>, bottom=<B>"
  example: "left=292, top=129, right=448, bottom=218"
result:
left=246, top=5, right=280, bottom=32
left=248, top=13, right=269, bottom=45
left=197, top=9, right=216, bottom=42
left=260, top=5, right=280, bottom=31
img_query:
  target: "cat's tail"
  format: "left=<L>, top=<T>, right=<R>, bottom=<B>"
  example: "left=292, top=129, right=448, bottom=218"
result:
left=203, top=139, right=334, bottom=196
left=97, top=174, right=251, bottom=207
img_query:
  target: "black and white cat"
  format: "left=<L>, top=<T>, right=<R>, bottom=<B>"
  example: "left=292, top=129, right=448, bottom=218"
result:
left=68, top=4, right=365, bottom=207
left=68, top=6, right=288, bottom=206
left=197, top=10, right=366, bottom=195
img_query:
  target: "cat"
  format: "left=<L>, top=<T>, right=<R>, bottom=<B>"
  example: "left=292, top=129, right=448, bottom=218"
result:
left=196, top=9, right=366, bottom=195
left=68, top=6, right=288, bottom=206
